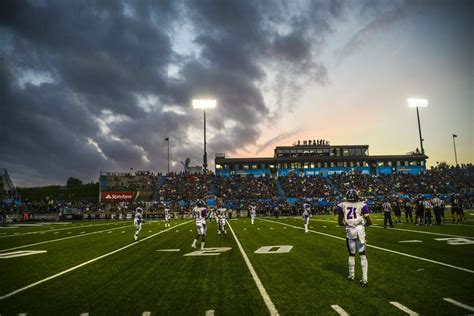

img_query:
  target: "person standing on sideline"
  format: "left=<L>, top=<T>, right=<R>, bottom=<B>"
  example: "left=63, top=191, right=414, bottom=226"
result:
left=302, top=203, right=311, bottom=233
left=336, top=189, right=372, bottom=287
left=431, top=195, right=444, bottom=225
left=382, top=200, right=393, bottom=228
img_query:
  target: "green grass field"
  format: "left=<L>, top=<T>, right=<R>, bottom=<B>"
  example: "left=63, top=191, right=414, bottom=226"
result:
left=1, top=212, right=473, bottom=315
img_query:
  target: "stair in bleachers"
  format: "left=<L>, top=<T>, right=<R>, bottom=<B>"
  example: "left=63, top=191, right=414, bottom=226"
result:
left=210, top=176, right=217, bottom=195
left=275, top=177, right=286, bottom=199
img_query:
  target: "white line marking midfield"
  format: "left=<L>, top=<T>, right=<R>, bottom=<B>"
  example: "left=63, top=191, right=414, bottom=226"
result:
left=0, top=221, right=193, bottom=301
left=262, top=219, right=474, bottom=274
left=389, top=301, right=419, bottom=315
left=443, top=298, right=474, bottom=312
left=331, top=305, right=350, bottom=316
left=227, top=221, right=279, bottom=316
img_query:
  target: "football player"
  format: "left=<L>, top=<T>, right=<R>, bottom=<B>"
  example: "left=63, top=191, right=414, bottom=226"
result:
left=191, top=200, right=207, bottom=250
left=133, top=207, right=144, bottom=241
left=302, top=203, right=311, bottom=233
left=336, top=189, right=372, bottom=287
left=249, top=204, right=257, bottom=225
left=216, top=201, right=227, bottom=234
left=164, top=206, right=171, bottom=227
left=404, top=199, right=413, bottom=224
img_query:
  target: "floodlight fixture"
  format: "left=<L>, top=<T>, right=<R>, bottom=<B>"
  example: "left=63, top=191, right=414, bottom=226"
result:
left=192, top=99, right=217, bottom=109
left=407, top=98, right=428, bottom=108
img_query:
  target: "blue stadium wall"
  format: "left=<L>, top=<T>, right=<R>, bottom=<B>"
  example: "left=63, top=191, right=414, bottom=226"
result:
left=215, top=165, right=425, bottom=177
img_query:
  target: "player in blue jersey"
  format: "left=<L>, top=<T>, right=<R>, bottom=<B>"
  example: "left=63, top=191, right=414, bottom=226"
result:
left=133, top=207, right=144, bottom=241
left=191, top=200, right=207, bottom=250
left=336, top=189, right=372, bottom=287
left=302, top=203, right=311, bottom=233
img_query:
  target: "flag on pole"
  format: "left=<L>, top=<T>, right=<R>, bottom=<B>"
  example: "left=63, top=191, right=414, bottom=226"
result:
left=453, top=134, right=458, bottom=138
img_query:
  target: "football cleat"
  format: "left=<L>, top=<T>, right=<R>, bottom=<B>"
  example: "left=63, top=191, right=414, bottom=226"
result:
left=360, top=280, right=368, bottom=287
left=347, top=275, right=355, bottom=281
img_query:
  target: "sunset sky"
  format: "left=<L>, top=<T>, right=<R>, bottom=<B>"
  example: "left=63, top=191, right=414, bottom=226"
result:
left=0, top=0, right=472, bottom=187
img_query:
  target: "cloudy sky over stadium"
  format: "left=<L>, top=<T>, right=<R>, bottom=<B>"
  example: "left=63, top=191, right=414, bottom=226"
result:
left=0, top=0, right=472, bottom=186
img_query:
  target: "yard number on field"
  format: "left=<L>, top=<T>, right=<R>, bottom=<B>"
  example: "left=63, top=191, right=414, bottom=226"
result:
left=254, top=245, right=293, bottom=254
left=184, top=247, right=232, bottom=256
left=434, top=238, right=474, bottom=246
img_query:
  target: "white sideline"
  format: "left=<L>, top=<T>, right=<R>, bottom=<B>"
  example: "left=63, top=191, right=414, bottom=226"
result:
left=227, top=221, right=279, bottom=316
left=262, top=219, right=474, bottom=274
left=0, top=222, right=122, bottom=239
left=443, top=298, right=474, bottom=312
left=0, top=224, right=132, bottom=253
left=331, top=305, right=350, bottom=316
left=0, top=221, right=192, bottom=301
left=370, top=225, right=474, bottom=239
left=142, top=312, right=151, bottom=316
left=310, top=219, right=474, bottom=239
left=389, top=302, right=419, bottom=315
left=205, top=310, right=215, bottom=316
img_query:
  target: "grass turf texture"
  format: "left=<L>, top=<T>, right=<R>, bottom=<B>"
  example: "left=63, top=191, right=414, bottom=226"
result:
left=0, top=212, right=473, bottom=315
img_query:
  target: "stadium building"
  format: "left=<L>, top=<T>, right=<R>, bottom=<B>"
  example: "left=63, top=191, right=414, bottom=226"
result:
left=0, top=168, right=18, bottom=204
left=215, top=140, right=428, bottom=177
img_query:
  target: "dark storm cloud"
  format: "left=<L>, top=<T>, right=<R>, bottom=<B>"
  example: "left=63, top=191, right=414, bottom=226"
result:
left=0, top=0, right=385, bottom=186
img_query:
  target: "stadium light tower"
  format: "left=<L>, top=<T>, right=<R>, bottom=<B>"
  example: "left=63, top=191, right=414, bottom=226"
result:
left=192, top=99, right=216, bottom=171
left=407, top=98, right=428, bottom=155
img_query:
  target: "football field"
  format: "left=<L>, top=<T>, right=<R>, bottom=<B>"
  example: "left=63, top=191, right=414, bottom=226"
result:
left=1, top=213, right=473, bottom=315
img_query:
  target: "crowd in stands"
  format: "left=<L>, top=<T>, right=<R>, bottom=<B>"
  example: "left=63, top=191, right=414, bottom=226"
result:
left=158, top=173, right=212, bottom=202
left=104, top=171, right=159, bottom=192
left=280, top=175, right=335, bottom=199
left=1, top=165, right=472, bottom=222
left=215, top=174, right=277, bottom=200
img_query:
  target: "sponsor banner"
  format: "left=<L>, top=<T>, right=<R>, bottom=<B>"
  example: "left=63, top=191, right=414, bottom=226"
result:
left=102, top=192, right=135, bottom=202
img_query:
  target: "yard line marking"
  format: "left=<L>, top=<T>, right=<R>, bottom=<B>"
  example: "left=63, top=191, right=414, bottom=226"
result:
left=80, top=313, right=89, bottom=316
left=443, top=298, right=474, bottom=312
left=0, top=224, right=132, bottom=253
left=18, top=313, right=27, bottom=316
left=227, top=221, right=279, bottom=316
left=142, top=312, right=151, bottom=316
left=0, top=222, right=118, bottom=239
left=156, top=249, right=180, bottom=252
left=370, top=225, right=474, bottom=239
left=0, top=221, right=192, bottom=301
left=399, top=240, right=423, bottom=243
left=0, top=250, right=47, bottom=259
left=331, top=305, right=350, bottom=316
left=389, top=302, right=419, bottom=315
left=262, top=219, right=474, bottom=274
left=205, top=310, right=215, bottom=316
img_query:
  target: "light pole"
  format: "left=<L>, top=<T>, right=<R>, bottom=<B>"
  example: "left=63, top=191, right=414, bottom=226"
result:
left=407, top=98, right=428, bottom=154
left=192, top=99, right=216, bottom=172
left=452, top=134, right=458, bottom=166
left=164, top=137, right=170, bottom=173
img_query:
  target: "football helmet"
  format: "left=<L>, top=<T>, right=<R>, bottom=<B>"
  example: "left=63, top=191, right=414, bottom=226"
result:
left=346, top=189, right=360, bottom=202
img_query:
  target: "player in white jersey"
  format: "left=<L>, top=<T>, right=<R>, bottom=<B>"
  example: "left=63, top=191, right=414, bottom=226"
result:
left=249, top=204, right=257, bottom=225
left=164, top=206, right=171, bottom=227
left=216, top=201, right=227, bottom=234
left=302, top=203, right=311, bottom=233
left=336, top=189, right=372, bottom=287
left=191, top=200, right=208, bottom=250
left=133, top=207, right=144, bottom=241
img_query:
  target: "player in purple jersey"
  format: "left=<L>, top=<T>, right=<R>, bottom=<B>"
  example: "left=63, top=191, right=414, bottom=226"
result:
left=133, top=207, right=144, bottom=241
left=191, top=200, right=208, bottom=250
left=302, top=203, right=311, bottom=233
left=336, top=189, right=372, bottom=287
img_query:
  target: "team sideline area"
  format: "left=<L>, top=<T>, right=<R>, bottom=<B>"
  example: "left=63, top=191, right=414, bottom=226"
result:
left=1, top=212, right=473, bottom=315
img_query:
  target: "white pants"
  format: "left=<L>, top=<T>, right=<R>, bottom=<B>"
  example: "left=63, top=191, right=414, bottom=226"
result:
left=345, top=225, right=366, bottom=255
left=196, top=222, right=207, bottom=235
